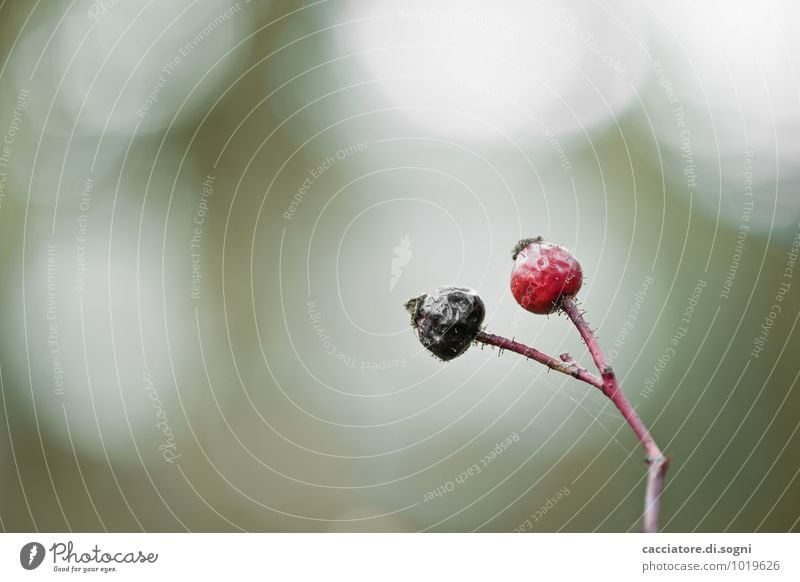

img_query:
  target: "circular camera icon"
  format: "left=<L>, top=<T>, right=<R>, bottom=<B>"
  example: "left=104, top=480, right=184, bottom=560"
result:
left=20, top=542, right=46, bottom=570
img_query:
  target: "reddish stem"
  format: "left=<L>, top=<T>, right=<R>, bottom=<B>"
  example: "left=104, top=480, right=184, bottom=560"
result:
left=475, top=331, right=603, bottom=389
left=560, top=296, right=669, bottom=533
left=474, top=303, right=669, bottom=532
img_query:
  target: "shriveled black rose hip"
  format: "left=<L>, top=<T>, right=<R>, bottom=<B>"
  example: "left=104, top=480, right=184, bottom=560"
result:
left=404, top=286, right=485, bottom=361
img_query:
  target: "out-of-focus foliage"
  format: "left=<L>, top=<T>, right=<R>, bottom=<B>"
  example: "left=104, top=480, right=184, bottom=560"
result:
left=0, top=0, right=798, bottom=532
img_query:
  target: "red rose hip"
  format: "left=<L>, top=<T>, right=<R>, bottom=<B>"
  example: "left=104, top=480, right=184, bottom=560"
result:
left=510, top=237, right=583, bottom=314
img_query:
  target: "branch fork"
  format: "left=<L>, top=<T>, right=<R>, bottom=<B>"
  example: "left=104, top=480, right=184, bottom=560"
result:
left=475, top=296, right=669, bottom=532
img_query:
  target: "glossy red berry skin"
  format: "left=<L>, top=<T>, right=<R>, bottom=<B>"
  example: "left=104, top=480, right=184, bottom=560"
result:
left=510, top=237, right=583, bottom=314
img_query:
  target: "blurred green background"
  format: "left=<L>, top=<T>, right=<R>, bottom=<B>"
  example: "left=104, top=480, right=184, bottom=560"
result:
left=0, top=0, right=798, bottom=532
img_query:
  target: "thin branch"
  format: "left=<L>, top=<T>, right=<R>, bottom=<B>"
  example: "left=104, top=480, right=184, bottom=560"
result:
left=560, top=296, right=669, bottom=533
left=474, top=331, right=603, bottom=389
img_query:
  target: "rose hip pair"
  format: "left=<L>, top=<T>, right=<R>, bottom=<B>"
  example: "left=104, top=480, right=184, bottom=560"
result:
left=405, top=237, right=582, bottom=359
left=404, top=237, right=668, bottom=533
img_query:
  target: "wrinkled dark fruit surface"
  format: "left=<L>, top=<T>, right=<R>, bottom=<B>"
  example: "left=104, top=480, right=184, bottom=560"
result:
left=405, top=286, right=485, bottom=361
left=511, top=238, right=583, bottom=314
